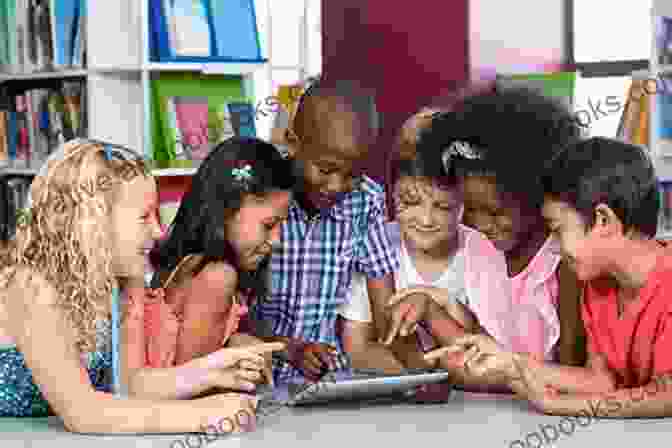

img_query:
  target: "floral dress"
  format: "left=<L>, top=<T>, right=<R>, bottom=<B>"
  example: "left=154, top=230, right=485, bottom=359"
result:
left=0, top=318, right=113, bottom=417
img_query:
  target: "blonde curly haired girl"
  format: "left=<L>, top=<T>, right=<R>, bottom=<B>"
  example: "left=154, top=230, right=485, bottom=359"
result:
left=0, top=139, right=261, bottom=434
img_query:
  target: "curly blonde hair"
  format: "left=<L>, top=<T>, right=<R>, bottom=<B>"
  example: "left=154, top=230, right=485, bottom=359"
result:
left=0, top=139, right=149, bottom=353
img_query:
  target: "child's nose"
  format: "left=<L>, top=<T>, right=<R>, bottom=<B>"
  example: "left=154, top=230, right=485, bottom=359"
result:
left=419, top=203, right=436, bottom=226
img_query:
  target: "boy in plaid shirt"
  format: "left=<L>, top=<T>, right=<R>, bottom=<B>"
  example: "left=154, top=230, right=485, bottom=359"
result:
left=254, top=78, right=402, bottom=382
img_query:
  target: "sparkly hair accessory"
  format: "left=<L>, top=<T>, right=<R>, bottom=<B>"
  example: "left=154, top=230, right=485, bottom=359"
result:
left=230, top=161, right=255, bottom=190
left=441, top=140, right=482, bottom=173
left=232, top=164, right=253, bottom=181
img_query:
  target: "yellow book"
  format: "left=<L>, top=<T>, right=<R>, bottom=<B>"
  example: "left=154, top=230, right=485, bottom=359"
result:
left=270, top=84, right=306, bottom=147
left=276, top=84, right=304, bottom=121
left=621, top=80, right=643, bottom=143
left=633, top=85, right=650, bottom=146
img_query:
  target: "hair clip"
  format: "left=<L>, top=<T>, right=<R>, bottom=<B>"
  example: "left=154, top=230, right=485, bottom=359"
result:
left=103, top=144, right=112, bottom=161
left=441, top=140, right=482, bottom=173
left=232, top=163, right=254, bottom=183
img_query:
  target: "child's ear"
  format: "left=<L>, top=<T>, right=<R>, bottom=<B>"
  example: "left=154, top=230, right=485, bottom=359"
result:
left=593, top=203, right=622, bottom=237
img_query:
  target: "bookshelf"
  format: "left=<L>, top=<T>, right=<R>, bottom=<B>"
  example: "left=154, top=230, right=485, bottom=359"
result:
left=0, top=0, right=268, bottom=180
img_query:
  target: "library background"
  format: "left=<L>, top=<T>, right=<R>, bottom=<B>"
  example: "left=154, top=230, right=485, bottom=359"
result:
left=0, top=0, right=670, bottom=241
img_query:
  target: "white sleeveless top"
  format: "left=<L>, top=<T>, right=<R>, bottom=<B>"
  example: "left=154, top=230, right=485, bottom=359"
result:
left=337, top=222, right=469, bottom=322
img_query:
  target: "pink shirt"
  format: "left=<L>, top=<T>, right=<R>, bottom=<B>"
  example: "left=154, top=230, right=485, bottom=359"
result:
left=463, top=229, right=561, bottom=360
left=582, top=254, right=672, bottom=387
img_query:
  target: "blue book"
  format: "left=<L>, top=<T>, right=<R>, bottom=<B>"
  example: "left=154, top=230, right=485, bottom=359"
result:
left=71, top=0, right=85, bottom=67
left=50, top=0, right=79, bottom=67
left=227, top=102, right=256, bottom=137
left=659, top=85, right=672, bottom=140
left=208, top=0, right=261, bottom=61
left=6, top=110, right=16, bottom=161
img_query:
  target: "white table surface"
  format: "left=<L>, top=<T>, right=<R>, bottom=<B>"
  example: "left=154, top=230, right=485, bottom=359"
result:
left=1, top=391, right=671, bottom=448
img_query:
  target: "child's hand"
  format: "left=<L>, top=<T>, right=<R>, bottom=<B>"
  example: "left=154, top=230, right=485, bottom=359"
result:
left=201, top=343, right=286, bottom=389
left=424, top=334, right=517, bottom=379
left=381, top=287, right=434, bottom=345
left=287, top=340, right=337, bottom=381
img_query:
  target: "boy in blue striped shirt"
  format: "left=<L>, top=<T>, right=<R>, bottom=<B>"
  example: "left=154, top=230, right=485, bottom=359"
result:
left=254, top=78, right=402, bottom=382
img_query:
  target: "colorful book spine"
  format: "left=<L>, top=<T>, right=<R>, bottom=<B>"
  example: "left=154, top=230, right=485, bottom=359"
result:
left=227, top=102, right=256, bottom=137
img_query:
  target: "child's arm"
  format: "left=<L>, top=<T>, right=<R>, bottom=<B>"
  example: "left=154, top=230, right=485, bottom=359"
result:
left=4, top=269, right=256, bottom=434
left=513, top=353, right=672, bottom=417
left=556, top=261, right=587, bottom=366
left=534, top=305, right=672, bottom=418
left=355, top=195, right=401, bottom=341
left=512, top=350, right=617, bottom=394
left=367, top=274, right=396, bottom=343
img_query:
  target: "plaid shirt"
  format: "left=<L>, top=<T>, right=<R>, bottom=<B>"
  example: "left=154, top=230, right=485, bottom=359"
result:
left=254, top=176, right=399, bottom=381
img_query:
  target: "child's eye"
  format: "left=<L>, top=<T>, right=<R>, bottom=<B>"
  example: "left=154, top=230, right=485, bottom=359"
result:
left=319, top=168, right=334, bottom=175
left=400, top=198, right=421, bottom=206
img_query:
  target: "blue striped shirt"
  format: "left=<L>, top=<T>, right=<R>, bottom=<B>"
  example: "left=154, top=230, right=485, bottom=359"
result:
left=254, top=175, right=399, bottom=381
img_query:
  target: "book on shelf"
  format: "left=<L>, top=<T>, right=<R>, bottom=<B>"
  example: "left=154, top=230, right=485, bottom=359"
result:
left=150, top=0, right=264, bottom=63
left=616, top=79, right=651, bottom=148
left=269, top=83, right=306, bottom=152
left=151, top=72, right=249, bottom=168
left=658, top=76, right=672, bottom=153
left=165, top=96, right=245, bottom=163
left=165, top=0, right=211, bottom=57
left=0, top=0, right=85, bottom=74
left=659, top=181, right=672, bottom=238
left=1, top=175, right=32, bottom=240
left=0, top=80, right=86, bottom=169
left=657, top=16, right=672, bottom=65
left=226, top=101, right=256, bottom=137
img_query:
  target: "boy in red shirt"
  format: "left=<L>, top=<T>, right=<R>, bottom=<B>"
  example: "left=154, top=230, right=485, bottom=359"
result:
left=428, top=137, right=672, bottom=417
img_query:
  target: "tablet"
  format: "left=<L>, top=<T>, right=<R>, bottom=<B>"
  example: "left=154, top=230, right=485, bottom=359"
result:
left=286, top=368, right=452, bottom=406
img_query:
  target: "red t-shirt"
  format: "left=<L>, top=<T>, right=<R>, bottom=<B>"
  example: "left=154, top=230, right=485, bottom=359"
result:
left=582, top=254, right=672, bottom=387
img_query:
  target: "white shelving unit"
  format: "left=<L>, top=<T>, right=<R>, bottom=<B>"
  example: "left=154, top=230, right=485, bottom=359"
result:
left=0, top=0, right=268, bottom=179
